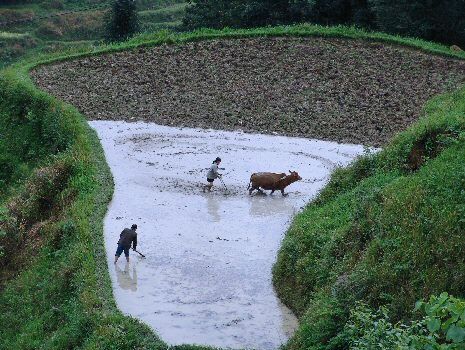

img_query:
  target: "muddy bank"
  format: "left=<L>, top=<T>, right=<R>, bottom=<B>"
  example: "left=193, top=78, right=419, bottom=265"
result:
left=91, top=121, right=367, bottom=349
left=33, top=37, right=465, bottom=147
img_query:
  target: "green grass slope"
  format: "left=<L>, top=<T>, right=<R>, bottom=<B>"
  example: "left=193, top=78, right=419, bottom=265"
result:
left=0, top=24, right=464, bottom=349
left=0, top=66, right=165, bottom=349
left=139, top=2, right=187, bottom=32
left=273, top=80, right=465, bottom=349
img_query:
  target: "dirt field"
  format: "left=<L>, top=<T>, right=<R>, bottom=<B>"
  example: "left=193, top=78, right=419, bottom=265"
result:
left=33, top=37, right=465, bottom=146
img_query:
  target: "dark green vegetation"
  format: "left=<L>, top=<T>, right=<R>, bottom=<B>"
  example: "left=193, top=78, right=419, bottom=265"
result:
left=1, top=24, right=465, bottom=349
left=105, top=0, right=140, bottom=42
left=183, top=0, right=465, bottom=48
left=0, top=0, right=186, bottom=67
left=343, top=294, right=465, bottom=348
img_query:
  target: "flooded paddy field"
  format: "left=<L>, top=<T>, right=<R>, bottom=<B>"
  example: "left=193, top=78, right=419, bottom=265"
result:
left=90, top=121, right=367, bottom=349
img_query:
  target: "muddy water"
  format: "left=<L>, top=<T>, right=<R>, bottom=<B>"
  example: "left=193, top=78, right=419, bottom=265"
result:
left=90, top=121, right=367, bottom=349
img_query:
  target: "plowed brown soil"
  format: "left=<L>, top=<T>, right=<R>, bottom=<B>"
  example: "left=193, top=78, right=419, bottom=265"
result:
left=32, top=37, right=465, bottom=146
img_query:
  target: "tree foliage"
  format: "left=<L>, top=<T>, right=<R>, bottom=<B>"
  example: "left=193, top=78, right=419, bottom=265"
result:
left=105, top=0, right=140, bottom=42
left=183, top=0, right=310, bottom=29
left=183, top=0, right=465, bottom=46
left=369, top=0, right=465, bottom=46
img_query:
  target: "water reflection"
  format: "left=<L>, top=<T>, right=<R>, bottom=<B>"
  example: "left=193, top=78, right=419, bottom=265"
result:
left=206, top=195, right=221, bottom=222
left=115, top=262, right=138, bottom=292
left=249, top=196, right=295, bottom=218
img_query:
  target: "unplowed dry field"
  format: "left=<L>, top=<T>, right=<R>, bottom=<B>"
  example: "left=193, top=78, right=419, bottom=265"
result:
left=32, top=37, right=465, bottom=146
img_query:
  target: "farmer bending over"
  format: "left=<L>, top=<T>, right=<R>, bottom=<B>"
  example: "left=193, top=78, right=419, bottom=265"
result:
left=114, top=224, right=138, bottom=263
left=203, top=157, right=223, bottom=192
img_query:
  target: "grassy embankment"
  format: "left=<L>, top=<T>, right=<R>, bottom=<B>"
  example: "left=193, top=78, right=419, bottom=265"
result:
left=0, top=64, right=166, bottom=349
left=0, top=24, right=464, bottom=349
left=273, top=84, right=465, bottom=348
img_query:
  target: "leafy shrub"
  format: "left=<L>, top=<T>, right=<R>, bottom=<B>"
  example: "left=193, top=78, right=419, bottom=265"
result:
left=0, top=236, right=4, bottom=259
left=183, top=0, right=310, bottom=30
left=0, top=145, right=17, bottom=191
left=369, top=0, right=465, bottom=47
left=343, top=293, right=465, bottom=349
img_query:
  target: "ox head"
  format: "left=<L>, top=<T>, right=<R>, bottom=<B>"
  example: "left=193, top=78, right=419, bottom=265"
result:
left=288, top=170, right=302, bottom=181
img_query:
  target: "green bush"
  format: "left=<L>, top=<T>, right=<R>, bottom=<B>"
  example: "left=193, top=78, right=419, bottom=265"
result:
left=369, top=0, right=465, bottom=47
left=342, top=293, right=465, bottom=349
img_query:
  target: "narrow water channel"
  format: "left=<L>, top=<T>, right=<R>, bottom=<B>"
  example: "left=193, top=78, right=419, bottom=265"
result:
left=90, top=121, right=366, bottom=349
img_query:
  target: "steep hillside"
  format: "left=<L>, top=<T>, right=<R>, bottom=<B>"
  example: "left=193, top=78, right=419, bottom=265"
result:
left=0, top=65, right=167, bottom=349
left=0, top=0, right=186, bottom=67
left=273, top=85, right=465, bottom=348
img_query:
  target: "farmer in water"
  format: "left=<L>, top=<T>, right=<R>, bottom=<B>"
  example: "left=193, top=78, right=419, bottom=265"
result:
left=114, top=224, right=138, bottom=263
left=203, top=157, right=223, bottom=192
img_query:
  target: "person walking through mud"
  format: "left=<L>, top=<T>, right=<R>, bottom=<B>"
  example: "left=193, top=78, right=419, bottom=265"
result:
left=114, top=224, right=138, bottom=263
left=203, top=157, right=223, bottom=192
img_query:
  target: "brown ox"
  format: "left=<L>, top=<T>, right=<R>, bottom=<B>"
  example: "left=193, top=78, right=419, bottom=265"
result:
left=247, top=171, right=302, bottom=196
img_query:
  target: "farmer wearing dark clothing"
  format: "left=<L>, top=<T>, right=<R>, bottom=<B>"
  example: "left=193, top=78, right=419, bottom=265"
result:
left=114, top=224, right=138, bottom=263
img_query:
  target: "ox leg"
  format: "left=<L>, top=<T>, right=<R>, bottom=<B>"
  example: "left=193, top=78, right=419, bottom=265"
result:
left=249, top=186, right=257, bottom=195
left=270, top=189, right=275, bottom=195
left=281, top=189, right=287, bottom=196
